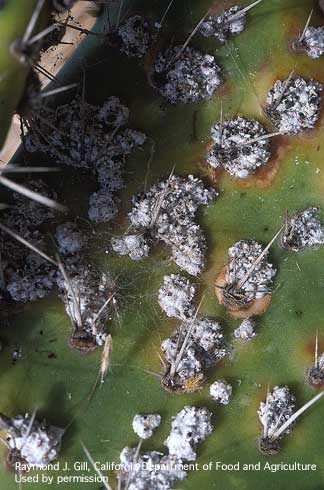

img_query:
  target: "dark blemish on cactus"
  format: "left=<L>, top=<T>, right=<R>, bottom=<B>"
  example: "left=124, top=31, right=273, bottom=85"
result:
left=191, top=110, right=198, bottom=142
left=295, top=310, right=303, bottom=317
left=11, top=348, right=22, bottom=365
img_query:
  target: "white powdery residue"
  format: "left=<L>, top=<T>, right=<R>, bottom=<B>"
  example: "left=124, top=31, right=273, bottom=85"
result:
left=56, top=259, right=115, bottom=347
left=6, top=414, right=63, bottom=467
left=6, top=257, right=56, bottom=303
left=165, top=406, right=213, bottom=461
left=0, top=180, right=58, bottom=303
left=88, top=190, right=118, bottom=224
left=280, top=207, right=324, bottom=251
left=169, top=225, right=209, bottom=277
left=190, top=318, right=227, bottom=366
left=3, top=179, right=57, bottom=232
left=119, top=406, right=215, bottom=488
left=98, top=96, right=129, bottom=127
left=258, top=386, right=296, bottom=439
left=199, top=5, right=245, bottom=43
left=25, top=96, right=141, bottom=169
left=308, top=351, right=324, bottom=384
left=25, top=98, right=121, bottom=168
left=25, top=97, right=146, bottom=224
left=226, top=240, right=276, bottom=303
left=161, top=336, right=203, bottom=382
left=96, top=159, right=124, bottom=192
left=118, top=15, right=151, bottom=58
left=299, top=27, right=324, bottom=59
left=132, top=414, right=161, bottom=439
left=5, top=233, right=56, bottom=303
left=119, top=448, right=186, bottom=490
left=158, top=274, right=195, bottom=320
left=210, top=380, right=232, bottom=405
left=88, top=129, right=146, bottom=224
left=318, top=352, right=324, bottom=370
left=161, top=317, right=226, bottom=385
left=55, top=222, right=85, bottom=255
left=207, top=117, right=271, bottom=178
left=234, top=318, right=256, bottom=340
left=112, top=129, right=147, bottom=157
left=153, top=46, right=222, bottom=104
left=176, top=348, right=203, bottom=381
left=111, top=234, right=149, bottom=260
left=113, top=175, right=217, bottom=275
left=266, top=76, right=323, bottom=134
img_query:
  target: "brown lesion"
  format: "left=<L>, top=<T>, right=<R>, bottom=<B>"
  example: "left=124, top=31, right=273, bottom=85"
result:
left=69, top=331, right=98, bottom=354
left=206, top=0, right=231, bottom=16
left=161, top=371, right=205, bottom=395
left=215, top=266, right=271, bottom=318
left=258, top=436, right=280, bottom=456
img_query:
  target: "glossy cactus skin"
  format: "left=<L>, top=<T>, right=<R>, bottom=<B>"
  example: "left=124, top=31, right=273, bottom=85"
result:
left=1, top=1, right=324, bottom=490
